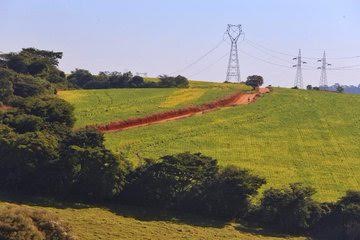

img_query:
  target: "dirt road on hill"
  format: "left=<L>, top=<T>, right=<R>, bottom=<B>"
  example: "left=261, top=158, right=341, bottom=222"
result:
left=0, top=105, right=13, bottom=111
left=96, top=88, right=270, bottom=132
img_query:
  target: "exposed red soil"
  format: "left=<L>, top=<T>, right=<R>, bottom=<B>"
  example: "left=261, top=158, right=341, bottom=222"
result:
left=96, top=88, right=269, bottom=132
left=0, top=105, right=13, bottom=111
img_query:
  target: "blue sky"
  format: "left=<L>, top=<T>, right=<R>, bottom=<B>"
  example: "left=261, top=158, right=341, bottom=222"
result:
left=1, top=0, right=360, bottom=86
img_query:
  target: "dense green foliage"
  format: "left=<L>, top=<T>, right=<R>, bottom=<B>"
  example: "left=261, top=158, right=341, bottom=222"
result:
left=245, top=75, right=264, bottom=88
left=255, top=183, right=324, bottom=233
left=67, top=69, right=189, bottom=89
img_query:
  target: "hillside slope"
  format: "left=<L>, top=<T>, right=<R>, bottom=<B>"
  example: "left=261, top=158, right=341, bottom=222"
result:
left=105, top=88, right=360, bottom=201
left=58, top=81, right=250, bottom=128
left=0, top=200, right=305, bottom=240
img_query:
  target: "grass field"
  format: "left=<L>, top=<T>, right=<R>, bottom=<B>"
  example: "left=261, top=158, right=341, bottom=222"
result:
left=104, top=88, right=360, bottom=202
left=58, top=81, right=250, bottom=128
left=0, top=199, right=305, bottom=240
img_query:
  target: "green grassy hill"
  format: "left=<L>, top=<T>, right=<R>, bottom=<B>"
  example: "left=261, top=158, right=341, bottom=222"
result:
left=0, top=199, right=305, bottom=240
left=58, top=81, right=250, bottom=128
left=52, top=84, right=360, bottom=239
left=104, top=88, right=360, bottom=202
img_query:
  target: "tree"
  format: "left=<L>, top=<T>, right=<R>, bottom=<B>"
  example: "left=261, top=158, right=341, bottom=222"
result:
left=1, top=113, right=45, bottom=133
left=258, top=183, right=324, bottom=233
left=27, top=61, right=48, bottom=76
left=122, top=152, right=218, bottom=207
left=158, top=75, right=189, bottom=88
left=0, top=69, right=14, bottom=103
left=174, top=75, right=189, bottom=88
left=12, top=75, right=53, bottom=97
left=13, top=97, right=75, bottom=127
left=245, top=75, right=264, bottom=89
left=20, top=48, right=63, bottom=66
left=67, top=69, right=95, bottom=88
left=128, top=75, right=144, bottom=87
left=306, top=85, right=313, bottom=90
left=0, top=126, right=60, bottom=193
left=59, top=127, right=127, bottom=200
left=313, top=191, right=360, bottom=240
left=183, top=166, right=266, bottom=219
left=336, top=85, right=344, bottom=93
left=61, top=146, right=125, bottom=200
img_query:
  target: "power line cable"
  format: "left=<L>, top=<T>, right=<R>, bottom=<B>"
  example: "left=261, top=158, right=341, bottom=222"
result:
left=244, top=37, right=360, bottom=60
left=189, top=52, right=228, bottom=78
left=169, top=34, right=226, bottom=75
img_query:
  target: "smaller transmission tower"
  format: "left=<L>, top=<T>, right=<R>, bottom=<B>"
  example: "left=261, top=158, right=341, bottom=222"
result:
left=292, top=49, right=306, bottom=89
left=225, top=24, right=243, bottom=82
left=318, top=51, right=331, bottom=87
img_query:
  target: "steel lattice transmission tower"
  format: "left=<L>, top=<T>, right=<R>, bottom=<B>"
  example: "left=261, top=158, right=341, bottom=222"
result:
left=318, top=51, right=331, bottom=87
left=225, top=24, right=243, bottom=82
left=292, top=49, right=307, bottom=89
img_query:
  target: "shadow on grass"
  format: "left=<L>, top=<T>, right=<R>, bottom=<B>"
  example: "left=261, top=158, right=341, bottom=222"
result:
left=106, top=202, right=227, bottom=228
left=0, top=192, right=90, bottom=210
left=235, top=224, right=311, bottom=239
left=0, top=192, right=225, bottom=228
left=0, top=193, right=308, bottom=238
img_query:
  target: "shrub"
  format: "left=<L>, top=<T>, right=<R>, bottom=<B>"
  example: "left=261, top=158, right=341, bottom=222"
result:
left=313, top=191, right=360, bottom=240
left=0, top=68, right=14, bottom=103
left=121, top=152, right=218, bottom=208
left=12, top=74, right=53, bottom=98
left=59, top=128, right=128, bottom=200
left=245, top=75, right=264, bottom=89
left=0, top=126, right=60, bottom=194
left=12, top=97, right=75, bottom=127
left=0, top=113, right=45, bottom=133
left=183, top=165, right=266, bottom=219
left=67, top=69, right=95, bottom=88
left=257, top=183, right=324, bottom=233
left=0, top=204, right=76, bottom=240
left=158, top=75, right=189, bottom=88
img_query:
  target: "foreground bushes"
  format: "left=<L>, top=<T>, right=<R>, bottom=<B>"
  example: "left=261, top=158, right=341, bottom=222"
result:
left=312, top=191, right=360, bottom=240
left=121, top=152, right=265, bottom=219
left=0, top=205, right=76, bottom=240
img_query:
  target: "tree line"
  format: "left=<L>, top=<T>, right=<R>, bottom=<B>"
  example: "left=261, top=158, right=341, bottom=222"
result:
left=0, top=48, right=359, bottom=240
left=0, top=48, right=189, bottom=106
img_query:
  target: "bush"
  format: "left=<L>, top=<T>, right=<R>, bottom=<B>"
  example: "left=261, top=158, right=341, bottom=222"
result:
left=12, top=97, right=75, bottom=127
left=67, top=69, right=95, bottom=88
left=158, top=75, right=189, bottom=88
left=0, top=68, right=14, bottom=103
left=183, top=166, right=266, bottom=219
left=256, top=183, right=324, bottom=233
left=0, top=113, right=45, bottom=133
left=313, top=191, right=360, bottom=240
left=0, top=204, right=76, bottom=240
left=59, top=128, right=128, bottom=200
left=0, top=126, right=60, bottom=194
left=122, top=153, right=265, bottom=220
left=245, top=75, right=264, bottom=89
left=121, top=152, right=218, bottom=208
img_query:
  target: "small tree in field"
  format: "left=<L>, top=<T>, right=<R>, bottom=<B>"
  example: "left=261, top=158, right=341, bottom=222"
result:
left=245, top=75, right=264, bottom=89
left=336, top=85, right=344, bottom=93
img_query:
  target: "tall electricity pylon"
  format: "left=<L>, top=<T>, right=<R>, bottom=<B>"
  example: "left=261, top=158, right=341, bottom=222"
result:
left=225, top=24, right=243, bottom=82
left=292, top=49, right=306, bottom=89
left=318, top=51, right=331, bottom=87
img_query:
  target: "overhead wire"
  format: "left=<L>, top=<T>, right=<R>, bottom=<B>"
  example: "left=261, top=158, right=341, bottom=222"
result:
left=169, top=32, right=227, bottom=75
left=189, top=52, right=228, bottom=77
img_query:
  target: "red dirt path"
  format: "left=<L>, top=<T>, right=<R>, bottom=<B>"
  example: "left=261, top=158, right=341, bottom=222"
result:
left=0, top=105, right=13, bottom=111
left=96, top=88, right=269, bottom=132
